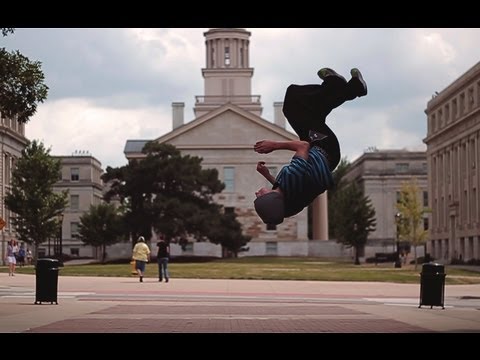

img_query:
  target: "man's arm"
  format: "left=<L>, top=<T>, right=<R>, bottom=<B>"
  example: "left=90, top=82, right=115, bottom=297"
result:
left=256, top=161, right=276, bottom=185
left=254, top=140, right=310, bottom=160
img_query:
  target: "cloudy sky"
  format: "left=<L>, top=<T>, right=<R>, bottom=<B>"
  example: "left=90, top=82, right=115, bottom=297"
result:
left=3, top=28, right=480, bottom=169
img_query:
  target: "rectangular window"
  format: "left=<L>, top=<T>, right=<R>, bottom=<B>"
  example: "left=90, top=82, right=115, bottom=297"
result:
left=423, top=217, right=429, bottom=231
left=440, top=196, right=444, bottom=228
left=71, top=222, right=79, bottom=238
left=70, top=248, right=79, bottom=256
left=471, top=139, right=476, bottom=169
left=70, top=195, right=79, bottom=210
left=453, top=146, right=458, bottom=201
left=225, top=207, right=235, bottom=214
left=471, top=188, right=477, bottom=224
left=4, top=209, right=10, bottom=230
left=468, top=237, right=474, bottom=259
left=224, top=46, right=230, bottom=66
left=446, top=151, right=451, bottom=184
left=265, top=241, right=277, bottom=255
left=468, top=87, right=474, bottom=111
left=395, top=163, right=409, bottom=173
left=423, top=191, right=428, bottom=207
left=70, top=167, right=79, bottom=181
left=223, top=167, right=235, bottom=192
left=4, top=154, right=10, bottom=184
left=439, top=153, right=444, bottom=184
left=396, top=191, right=401, bottom=204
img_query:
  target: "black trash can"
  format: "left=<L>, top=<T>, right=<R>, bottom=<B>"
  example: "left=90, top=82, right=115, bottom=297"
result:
left=35, top=258, right=60, bottom=305
left=419, top=262, right=446, bottom=309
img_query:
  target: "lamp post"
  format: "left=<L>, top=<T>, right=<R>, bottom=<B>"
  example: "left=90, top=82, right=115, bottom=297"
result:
left=54, top=213, right=64, bottom=257
left=394, top=212, right=402, bottom=268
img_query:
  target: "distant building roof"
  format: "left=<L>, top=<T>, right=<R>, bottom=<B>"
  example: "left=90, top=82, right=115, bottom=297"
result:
left=124, top=140, right=150, bottom=154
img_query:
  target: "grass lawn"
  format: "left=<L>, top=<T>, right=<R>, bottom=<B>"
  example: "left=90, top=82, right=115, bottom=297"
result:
left=2, top=257, right=480, bottom=285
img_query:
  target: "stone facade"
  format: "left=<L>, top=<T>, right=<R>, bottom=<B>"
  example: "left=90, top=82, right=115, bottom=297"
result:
left=424, top=61, right=480, bottom=263
left=343, top=150, right=428, bottom=251
left=124, top=28, right=328, bottom=257
left=48, top=155, right=104, bottom=258
left=125, top=103, right=308, bottom=256
left=0, top=115, right=27, bottom=264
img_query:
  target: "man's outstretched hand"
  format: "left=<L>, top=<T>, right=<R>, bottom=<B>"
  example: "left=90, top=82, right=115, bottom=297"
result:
left=256, top=161, right=270, bottom=176
left=254, top=140, right=277, bottom=154
left=256, top=161, right=276, bottom=185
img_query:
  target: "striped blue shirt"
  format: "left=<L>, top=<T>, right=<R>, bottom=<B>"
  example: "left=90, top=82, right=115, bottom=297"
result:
left=273, top=147, right=334, bottom=217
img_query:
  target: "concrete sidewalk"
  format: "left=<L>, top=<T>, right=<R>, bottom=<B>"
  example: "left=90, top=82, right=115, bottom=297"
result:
left=1, top=273, right=480, bottom=333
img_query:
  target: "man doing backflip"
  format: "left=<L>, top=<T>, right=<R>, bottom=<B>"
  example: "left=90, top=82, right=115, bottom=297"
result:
left=254, top=67, right=368, bottom=225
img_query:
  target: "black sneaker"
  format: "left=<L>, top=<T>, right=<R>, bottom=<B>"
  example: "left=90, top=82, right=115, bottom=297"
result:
left=140, top=276, right=143, bottom=282
left=350, top=68, right=367, bottom=97
left=317, top=68, right=346, bottom=82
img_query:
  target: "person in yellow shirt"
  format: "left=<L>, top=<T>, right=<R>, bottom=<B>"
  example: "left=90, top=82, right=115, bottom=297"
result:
left=132, top=236, right=151, bottom=282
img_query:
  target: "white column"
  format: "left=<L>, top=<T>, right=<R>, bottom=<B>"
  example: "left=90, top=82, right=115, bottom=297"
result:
left=232, top=38, right=237, bottom=67
left=206, top=40, right=210, bottom=68
left=474, top=236, right=480, bottom=259
left=312, top=192, right=328, bottom=240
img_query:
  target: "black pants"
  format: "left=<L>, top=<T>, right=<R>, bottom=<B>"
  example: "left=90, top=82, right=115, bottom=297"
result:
left=282, top=76, right=359, bottom=170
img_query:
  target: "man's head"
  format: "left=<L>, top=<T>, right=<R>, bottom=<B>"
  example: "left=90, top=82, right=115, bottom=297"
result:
left=137, top=236, right=145, bottom=243
left=254, top=190, right=285, bottom=225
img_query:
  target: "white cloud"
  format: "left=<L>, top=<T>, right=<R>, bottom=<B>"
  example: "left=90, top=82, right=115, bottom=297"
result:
left=26, top=98, right=173, bottom=168
left=421, top=32, right=456, bottom=64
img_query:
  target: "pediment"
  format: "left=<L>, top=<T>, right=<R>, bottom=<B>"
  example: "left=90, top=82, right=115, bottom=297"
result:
left=154, top=103, right=296, bottom=148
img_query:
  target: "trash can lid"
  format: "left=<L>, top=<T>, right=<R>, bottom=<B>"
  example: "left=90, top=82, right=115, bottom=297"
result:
left=36, top=258, right=60, bottom=270
left=422, top=262, right=445, bottom=274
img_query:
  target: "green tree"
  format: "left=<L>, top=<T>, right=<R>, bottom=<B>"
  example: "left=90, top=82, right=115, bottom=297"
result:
left=334, top=182, right=376, bottom=265
left=103, top=159, right=156, bottom=244
left=77, top=203, right=125, bottom=263
left=396, top=178, right=430, bottom=269
left=207, top=211, right=251, bottom=258
left=103, top=142, right=250, bottom=254
left=5, top=140, right=68, bottom=260
left=327, top=157, right=351, bottom=239
left=1, top=28, right=49, bottom=123
left=2, top=29, right=14, bottom=37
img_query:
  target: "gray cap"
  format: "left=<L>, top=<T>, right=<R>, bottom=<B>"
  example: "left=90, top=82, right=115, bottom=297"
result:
left=254, top=192, right=285, bottom=225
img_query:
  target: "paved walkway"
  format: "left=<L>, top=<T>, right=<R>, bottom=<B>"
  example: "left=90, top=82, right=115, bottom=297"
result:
left=1, top=273, right=480, bottom=333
